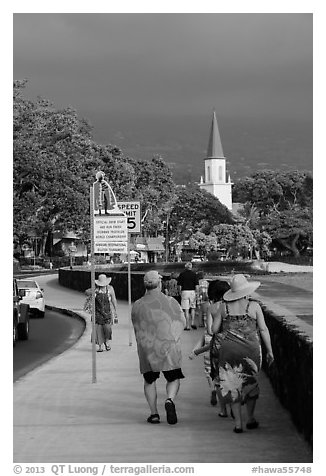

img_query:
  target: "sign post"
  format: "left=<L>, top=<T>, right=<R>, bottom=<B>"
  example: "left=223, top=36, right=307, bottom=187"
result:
left=117, top=201, right=141, bottom=347
left=90, top=171, right=127, bottom=383
left=90, top=186, right=97, bottom=383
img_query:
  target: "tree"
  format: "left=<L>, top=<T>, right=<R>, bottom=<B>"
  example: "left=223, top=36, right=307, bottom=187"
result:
left=260, top=206, right=312, bottom=257
left=13, top=80, right=136, bottom=254
left=233, top=170, right=313, bottom=213
left=127, top=154, right=177, bottom=237
left=13, top=81, right=181, bottom=256
left=169, top=185, right=233, bottom=246
left=211, top=224, right=257, bottom=259
left=188, top=231, right=218, bottom=257
left=232, top=170, right=313, bottom=256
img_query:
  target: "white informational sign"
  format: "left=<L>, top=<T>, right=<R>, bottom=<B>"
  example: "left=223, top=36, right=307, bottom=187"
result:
left=117, top=201, right=141, bottom=233
left=95, top=241, right=128, bottom=254
left=94, top=215, right=128, bottom=253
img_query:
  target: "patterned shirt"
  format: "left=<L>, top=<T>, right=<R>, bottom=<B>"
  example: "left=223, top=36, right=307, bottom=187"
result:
left=131, top=288, right=186, bottom=373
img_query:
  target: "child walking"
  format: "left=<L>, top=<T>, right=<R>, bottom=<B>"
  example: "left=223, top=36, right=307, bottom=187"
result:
left=189, top=279, right=231, bottom=417
left=197, top=271, right=209, bottom=328
left=189, top=309, right=220, bottom=407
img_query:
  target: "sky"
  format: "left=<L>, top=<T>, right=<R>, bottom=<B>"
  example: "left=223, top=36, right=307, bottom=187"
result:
left=12, top=11, right=314, bottom=183
left=13, top=13, right=312, bottom=121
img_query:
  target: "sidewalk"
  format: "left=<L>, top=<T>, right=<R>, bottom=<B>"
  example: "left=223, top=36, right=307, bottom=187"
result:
left=13, top=275, right=313, bottom=463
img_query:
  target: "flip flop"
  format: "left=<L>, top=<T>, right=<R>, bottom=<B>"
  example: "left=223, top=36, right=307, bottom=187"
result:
left=165, top=398, right=178, bottom=425
left=210, top=390, right=217, bottom=406
left=233, top=427, right=243, bottom=433
left=147, top=414, right=160, bottom=424
left=246, top=420, right=259, bottom=430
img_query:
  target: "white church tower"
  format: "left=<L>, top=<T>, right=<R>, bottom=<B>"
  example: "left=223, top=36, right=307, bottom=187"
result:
left=199, top=110, right=233, bottom=210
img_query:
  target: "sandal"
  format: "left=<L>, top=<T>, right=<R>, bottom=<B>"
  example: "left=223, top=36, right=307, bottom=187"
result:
left=165, top=398, right=178, bottom=425
left=246, top=420, right=259, bottom=430
left=210, top=390, right=217, bottom=406
left=233, top=427, right=243, bottom=433
left=147, top=414, right=160, bottom=424
left=105, top=344, right=111, bottom=351
left=218, top=412, right=228, bottom=418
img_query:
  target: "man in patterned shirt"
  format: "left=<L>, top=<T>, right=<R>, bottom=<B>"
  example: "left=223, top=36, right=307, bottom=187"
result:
left=131, top=271, right=186, bottom=425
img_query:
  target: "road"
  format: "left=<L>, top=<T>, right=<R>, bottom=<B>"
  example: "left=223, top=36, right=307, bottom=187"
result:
left=13, top=308, right=85, bottom=382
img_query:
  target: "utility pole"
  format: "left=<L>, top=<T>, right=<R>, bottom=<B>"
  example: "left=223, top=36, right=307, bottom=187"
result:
left=165, top=212, right=169, bottom=262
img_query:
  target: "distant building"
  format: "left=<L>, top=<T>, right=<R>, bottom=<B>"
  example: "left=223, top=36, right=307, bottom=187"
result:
left=199, top=111, right=233, bottom=210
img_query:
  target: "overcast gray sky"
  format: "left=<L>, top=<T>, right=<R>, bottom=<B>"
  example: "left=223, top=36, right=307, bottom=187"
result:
left=13, top=13, right=312, bottom=122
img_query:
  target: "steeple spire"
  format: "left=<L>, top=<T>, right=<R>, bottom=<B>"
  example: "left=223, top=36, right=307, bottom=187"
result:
left=206, top=110, right=224, bottom=159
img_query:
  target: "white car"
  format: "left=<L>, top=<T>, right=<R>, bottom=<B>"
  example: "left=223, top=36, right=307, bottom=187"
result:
left=191, top=255, right=204, bottom=262
left=17, top=279, right=45, bottom=318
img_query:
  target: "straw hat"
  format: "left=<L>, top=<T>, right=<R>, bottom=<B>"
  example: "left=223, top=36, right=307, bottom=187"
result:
left=95, top=274, right=112, bottom=287
left=223, top=274, right=260, bottom=301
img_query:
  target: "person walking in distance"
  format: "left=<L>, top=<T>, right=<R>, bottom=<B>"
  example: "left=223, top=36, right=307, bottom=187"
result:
left=177, top=262, right=199, bottom=330
left=164, top=272, right=181, bottom=304
left=197, top=271, right=209, bottom=327
left=131, top=271, right=186, bottom=425
left=84, top=274, right=118, bottom=352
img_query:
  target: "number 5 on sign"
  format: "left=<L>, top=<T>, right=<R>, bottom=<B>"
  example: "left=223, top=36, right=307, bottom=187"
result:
left=117, top=201, right=141, bottom=233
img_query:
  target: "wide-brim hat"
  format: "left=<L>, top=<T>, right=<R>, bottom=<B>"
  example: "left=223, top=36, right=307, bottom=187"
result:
left=95, top=274, right=112, bottom=286
left=223, top=274, right=260, bottom=301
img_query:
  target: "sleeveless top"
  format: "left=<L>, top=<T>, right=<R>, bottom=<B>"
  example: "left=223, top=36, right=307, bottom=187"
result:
left=221, top=299, right=260, bottom=344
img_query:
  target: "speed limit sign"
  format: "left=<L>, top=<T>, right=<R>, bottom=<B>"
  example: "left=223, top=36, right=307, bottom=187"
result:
left=117, top=201, right=141, bottom=233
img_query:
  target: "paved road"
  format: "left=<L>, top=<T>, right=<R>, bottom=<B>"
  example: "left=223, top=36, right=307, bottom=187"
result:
left=13, top=308, right=85, bottom=382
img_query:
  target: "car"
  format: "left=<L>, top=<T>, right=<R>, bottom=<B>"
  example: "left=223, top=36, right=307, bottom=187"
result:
left=191, top=255, right=204, bottom=262
left=13, top=278, right=30, bottom=345
left=16, top=279, right=45, bottom=318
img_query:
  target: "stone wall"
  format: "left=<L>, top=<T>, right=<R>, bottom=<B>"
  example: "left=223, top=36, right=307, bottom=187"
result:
left=59, top=267, right=312, bottom=445
left=260, top=307, right=313, bottom=446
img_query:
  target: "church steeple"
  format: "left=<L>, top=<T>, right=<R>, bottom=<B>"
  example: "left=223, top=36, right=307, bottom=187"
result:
left=199, top=110, right=233, bottom=210
left=206, top=110, right=224, bottom=159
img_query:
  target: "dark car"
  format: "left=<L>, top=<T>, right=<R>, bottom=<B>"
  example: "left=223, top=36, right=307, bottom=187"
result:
left=13, top=278, right=30, bottom=346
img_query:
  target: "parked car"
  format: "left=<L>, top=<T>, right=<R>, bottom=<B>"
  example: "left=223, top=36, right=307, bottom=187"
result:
left=191, top=255, right=204, bottom=262
left=16, top=279, right=45, bottom=318
left=13, top=278, right=30, bottom=345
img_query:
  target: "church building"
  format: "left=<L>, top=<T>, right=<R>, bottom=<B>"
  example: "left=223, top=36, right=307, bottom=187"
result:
left=199, top=111, right=233, bottom=210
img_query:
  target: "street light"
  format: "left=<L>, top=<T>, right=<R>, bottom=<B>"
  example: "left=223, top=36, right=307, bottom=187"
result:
left=68, top=244, right=77, bottom=269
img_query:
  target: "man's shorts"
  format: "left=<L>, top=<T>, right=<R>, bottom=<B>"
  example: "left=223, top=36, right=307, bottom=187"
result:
left=143, top=368, right=185, bottom=384
left=181, top=290, right=196, bottom=310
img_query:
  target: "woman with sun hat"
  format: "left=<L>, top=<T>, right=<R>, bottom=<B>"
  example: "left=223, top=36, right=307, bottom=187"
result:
left=194, top=274, right=274, bottom=433
left=84, top=274, right=117, bottom=352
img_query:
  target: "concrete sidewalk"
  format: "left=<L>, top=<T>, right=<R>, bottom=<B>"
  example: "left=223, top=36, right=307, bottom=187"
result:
left=13, top=275, right=313, bottom=463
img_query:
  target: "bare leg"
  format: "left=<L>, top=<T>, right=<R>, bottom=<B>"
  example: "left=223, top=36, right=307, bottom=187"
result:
left=183, top=309, right=190, bottom=329
left=231, top=402, right=243, bottom=430
left=166, top=379, right=180, bottom=401
left=216, top=386, right=227, bottom=414
left=246, top=398, right=257, bottom=423
left=190, top=308, right=196, bottom=327
left=144, top=381, right=158, bottom=415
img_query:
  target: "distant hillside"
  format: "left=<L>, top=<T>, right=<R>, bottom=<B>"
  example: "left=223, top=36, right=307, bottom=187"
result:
left=84, top=111, right=313, bottom=184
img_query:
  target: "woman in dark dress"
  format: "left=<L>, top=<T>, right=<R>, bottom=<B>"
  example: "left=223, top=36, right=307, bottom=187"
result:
left=210, top=274, right=274, bottom=433
left=84, top=274, right=117, bottom=352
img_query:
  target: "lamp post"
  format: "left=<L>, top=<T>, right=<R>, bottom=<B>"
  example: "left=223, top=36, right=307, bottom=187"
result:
left=165, top=212, right=170, bottom=263
left=68, top=244, right=77, bottom=268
